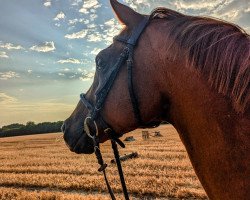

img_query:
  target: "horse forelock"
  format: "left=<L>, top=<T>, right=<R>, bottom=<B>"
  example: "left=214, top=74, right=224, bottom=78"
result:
left=150, top=8, right=250, bottom=113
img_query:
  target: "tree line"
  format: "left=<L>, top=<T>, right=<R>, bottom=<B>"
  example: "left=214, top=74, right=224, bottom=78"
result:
left=0, top=121, right=63, bottom=138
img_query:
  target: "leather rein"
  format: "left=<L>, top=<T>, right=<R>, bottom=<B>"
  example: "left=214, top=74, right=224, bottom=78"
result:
left=79, top=17, right=149, bottom=200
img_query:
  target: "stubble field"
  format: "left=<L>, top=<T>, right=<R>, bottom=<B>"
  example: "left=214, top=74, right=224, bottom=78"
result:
left=0, top=125, right=208, bottom=200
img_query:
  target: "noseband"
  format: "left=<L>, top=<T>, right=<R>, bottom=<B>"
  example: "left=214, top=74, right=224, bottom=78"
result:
left=80, top=17, right=149, bottom=200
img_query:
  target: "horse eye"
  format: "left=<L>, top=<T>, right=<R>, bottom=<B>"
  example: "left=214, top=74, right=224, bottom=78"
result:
left=95, top=58, right=100, bottom=70
left=96, top=58, right=105, bottom=70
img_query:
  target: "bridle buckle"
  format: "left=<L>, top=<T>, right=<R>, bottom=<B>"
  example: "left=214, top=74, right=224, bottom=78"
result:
left=84, top=116, right=99, bottom=139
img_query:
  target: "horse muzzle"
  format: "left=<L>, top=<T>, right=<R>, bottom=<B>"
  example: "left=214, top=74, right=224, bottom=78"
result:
left=62, top=121, right=95, bottom=154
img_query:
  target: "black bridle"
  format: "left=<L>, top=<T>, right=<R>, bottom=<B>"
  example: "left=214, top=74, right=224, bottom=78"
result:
left=79, top=17, right=149, bottom=200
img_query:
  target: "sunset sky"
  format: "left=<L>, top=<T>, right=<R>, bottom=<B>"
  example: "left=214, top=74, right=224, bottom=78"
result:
left=0, top=0, right=249, bottom=126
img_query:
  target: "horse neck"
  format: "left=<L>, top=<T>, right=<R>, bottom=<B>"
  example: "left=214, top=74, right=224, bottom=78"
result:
left=158, top=45, right=250, bottom=199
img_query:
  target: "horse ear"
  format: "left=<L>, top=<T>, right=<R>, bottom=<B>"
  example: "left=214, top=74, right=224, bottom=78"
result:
left=110, top=0, right=143, bottom=27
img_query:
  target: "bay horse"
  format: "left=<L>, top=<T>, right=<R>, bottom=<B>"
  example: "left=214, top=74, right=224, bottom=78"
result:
left=63, top=0, right=250, bottom=199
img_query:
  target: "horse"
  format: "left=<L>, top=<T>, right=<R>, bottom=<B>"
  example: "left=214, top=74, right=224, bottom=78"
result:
left=62, top=0, right=250, bottom=199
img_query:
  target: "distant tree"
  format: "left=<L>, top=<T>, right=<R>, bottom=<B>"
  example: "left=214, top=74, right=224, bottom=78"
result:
left=26, top=121, right=35, bottom=126
left=1, top=123, right=25, bottom=131
left=0, top=121, right=64, bottom=138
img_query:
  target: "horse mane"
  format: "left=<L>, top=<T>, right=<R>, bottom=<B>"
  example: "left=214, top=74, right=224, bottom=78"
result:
left=150, top=8, right=250, bottom=113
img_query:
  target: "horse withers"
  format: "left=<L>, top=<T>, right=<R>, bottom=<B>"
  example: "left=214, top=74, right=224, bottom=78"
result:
left=63, top=0, right=250, bottom=199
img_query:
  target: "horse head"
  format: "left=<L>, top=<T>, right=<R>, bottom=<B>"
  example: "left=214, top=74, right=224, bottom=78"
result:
left=63, top=0, right=168, bottom=154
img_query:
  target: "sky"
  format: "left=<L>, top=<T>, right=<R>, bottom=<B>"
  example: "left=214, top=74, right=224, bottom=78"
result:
left=0, top=0, right=249, bottom=127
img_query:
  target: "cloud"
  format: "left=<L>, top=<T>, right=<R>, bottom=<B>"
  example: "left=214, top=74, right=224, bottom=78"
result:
left=55, top=22, right=61, bottom=27
left=70, top=0, right=82, bottom=6
left=90, top=48, right=101, bottom=55
left=68, top=18, right=78, bottom=25
left=79, top=71, right=95, bottom=81
left=79, top=0, right=101, bottom=14
left=0, top=42, right=24, bottom=50
left=81, top=19, right=90, bottom=24
left=122, top=0, right=250, bottom=33
left=87, top=23, right=96, bottom=29
left=67, top=18, right=122, bottom=44
left=57, top=58, right=81, bottom=64
left=44, top=68, right=95, bottom=81
left=89, top=13, right=98, bottom=22
left=0, top=51, right=9, bottom=58
left=238, top=10, right=250, bottom=32
left=177, top=0, right=249, bottom=33
left=44, top=1, right=51, bottom=7
left=65, top=29, right=88, bottom=39
left=63, top=68, right=70, bottom=71
left=173, top=0, right=222, bottom=11
left=102, top=18, right=123, bottom=44
left=211, top=0, right=250, bottom=23
left=0, top=71, right=20, bottom=80
left=104, top=19, right=116, bottom=26
left=0, top=93, right=18, bottom=104
left=30, top=41, right=55, bottom=52
left=170, top=0, right=250, bottom=26
left=68, top=18, right=89, bottom=26
left=124, top=0, right=150, bottom=11
left=87, top=32, right=102, bottom=42
left=54, top=11, right=65, bottom=21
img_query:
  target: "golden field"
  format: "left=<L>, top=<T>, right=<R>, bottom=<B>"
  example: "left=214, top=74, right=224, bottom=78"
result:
left=0, top=125, right=208, bottom=200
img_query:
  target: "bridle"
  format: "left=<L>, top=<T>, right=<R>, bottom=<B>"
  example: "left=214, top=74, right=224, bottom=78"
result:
left=79, top=16, right=150, bottom=200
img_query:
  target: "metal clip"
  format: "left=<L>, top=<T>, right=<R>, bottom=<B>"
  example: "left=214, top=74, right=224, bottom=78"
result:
left=84, top=117, right=99, bottom=139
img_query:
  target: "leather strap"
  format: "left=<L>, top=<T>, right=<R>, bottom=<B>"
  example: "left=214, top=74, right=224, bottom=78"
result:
left=127, top=17, right=149, bottom=45
left=127, top=46, right=142, bottom=124
left=79, top=16, right=150, bottom=200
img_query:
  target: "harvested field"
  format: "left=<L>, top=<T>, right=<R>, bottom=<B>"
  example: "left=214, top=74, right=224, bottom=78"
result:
left=0, top=125, right=208, bottom=199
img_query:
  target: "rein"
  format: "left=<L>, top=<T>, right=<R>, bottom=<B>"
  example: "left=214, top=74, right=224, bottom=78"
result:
left=80, top=17, right=149, bottom=200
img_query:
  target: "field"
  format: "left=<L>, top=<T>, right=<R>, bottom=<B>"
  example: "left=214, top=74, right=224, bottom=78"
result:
left=0, top=125, right=208, bottom=200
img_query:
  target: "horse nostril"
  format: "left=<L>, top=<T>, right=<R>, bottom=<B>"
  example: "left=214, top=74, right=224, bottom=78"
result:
left=61, top=122, right=66, bottom=133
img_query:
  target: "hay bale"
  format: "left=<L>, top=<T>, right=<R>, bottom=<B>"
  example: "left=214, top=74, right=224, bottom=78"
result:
left=153, top=131, right=163, bottom=137
left=142, top=130, right=149, bottom=140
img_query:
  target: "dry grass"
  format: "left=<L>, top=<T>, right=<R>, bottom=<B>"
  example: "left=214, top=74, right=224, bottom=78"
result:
left=0, top=125, right=208, bottom=199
